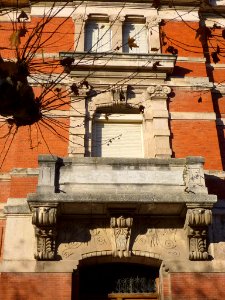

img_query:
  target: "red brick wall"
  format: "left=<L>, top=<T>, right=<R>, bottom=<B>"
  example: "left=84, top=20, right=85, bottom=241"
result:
left=0, top=117, right=69, bottom=172
left=0, top=17, right=74, bottom=58
left=170, top=120, right=223, bottom=170
left=1, top=272, right=225, bottom=300
left=169, top=90, right=214, bottom=113
left=172, top=62, right=207, bottom=77
left=0, top=273, right=72, bottom=300
left=161, top=21, right=204, bottom=57
left=170, top=273, right=225, bottom=300
left=0, top=181, right=11, bottom=203
left=9, top=177, right=38, bottom=198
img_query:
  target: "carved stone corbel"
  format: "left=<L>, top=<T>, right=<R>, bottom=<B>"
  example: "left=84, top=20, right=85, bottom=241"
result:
left=32, top=206, right=58, bottom=260
left=186, top=208, right=212, bottom=260
left=110, top=216, right=133, bottom=258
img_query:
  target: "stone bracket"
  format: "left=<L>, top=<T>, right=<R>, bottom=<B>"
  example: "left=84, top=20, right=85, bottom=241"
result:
left=110, top=215, right=133, bottom=258
left=32, top=205, right=58, bottom=261
left=186, top=207, right=212, bottom=261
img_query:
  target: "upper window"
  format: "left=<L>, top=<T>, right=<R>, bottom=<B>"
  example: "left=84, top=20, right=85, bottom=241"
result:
left=84, top=20, right=111, bottom=52
left=123, top=22, right=148, bottom=54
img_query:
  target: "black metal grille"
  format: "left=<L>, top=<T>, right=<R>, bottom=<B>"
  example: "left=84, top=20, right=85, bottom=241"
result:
left=114, top=277, right=155, bottom=293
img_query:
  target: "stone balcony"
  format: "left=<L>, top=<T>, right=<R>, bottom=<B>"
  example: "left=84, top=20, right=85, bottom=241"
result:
left=27, top=155, right=216, bottom=216
left=2, top=155, right=217, bottom=264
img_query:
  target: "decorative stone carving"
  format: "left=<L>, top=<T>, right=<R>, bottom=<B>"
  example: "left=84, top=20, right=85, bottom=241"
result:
left=147, top=85, right=171, bottom=98
left=110, top=85, right=127, bottom=103
left=186, top=208, right=212, bottom=260
left=109, top=15, right=125, bottom=24
left=183, top=158, right=208, bottom=194
left=110, top=216, right=133, bottom=258
left=146, top=16, right=161, bottom=28
left=72, top=14, right=88, bottom=23
left=133, top=223, right=181, bottom=259
left=32, top=206, right=58, bottom=260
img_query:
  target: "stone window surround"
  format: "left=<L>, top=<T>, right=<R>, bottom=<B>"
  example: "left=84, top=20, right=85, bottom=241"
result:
left=68, top=85, right=172, bottom=158
left=73, top=13, right=161, bottom=53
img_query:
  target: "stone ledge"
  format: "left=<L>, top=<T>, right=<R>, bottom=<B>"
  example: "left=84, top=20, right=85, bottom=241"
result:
left=4, top=198, right=31, bottom=215
left=38, top=155, right=189, bottom=166
left=2, top=258, right=225, bottom=273
left=164, top=259, right=225, bottom=273
left=27, top=191, right=217, bottom=203
left=27, top=192, right=217, bottom=217
left=170, top=112, right=216, bottom=120
left=0, top=260, right=78, bottom=272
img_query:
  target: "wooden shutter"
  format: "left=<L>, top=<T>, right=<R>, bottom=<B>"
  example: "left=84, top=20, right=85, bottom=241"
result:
left=123, top=23, right=148, bottom=54
left=92, top=122, right=143, bottom=157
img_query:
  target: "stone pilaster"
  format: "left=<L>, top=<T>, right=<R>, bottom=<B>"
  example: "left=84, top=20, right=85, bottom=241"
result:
left=146, top=16, right=161, bottom=52
left=32, top=205, right=58, bottom=260
left=144, top=85, right=172, bottom=158
left=186, top=208, right=212, bottom=260
left=73, top=14, right=88, bottom=51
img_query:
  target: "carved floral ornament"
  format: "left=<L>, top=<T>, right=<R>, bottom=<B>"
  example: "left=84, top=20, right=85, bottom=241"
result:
left=186, top=208, right=212, bottom=261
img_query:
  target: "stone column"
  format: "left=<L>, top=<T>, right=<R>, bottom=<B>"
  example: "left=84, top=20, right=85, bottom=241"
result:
left=186, top=207, right=212, bottom=260
left=73, top=14, right=88, bottom=52
left=32, top=205, right=58, bottom=260
left=109, top=15, right=125, bottom=52
left=144, top=85, right=172, bottom=158
left=146, top=16, right=161, bottom=52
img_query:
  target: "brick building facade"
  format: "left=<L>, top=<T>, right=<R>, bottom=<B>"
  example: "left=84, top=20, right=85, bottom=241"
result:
left=0, top=0, right=225, bottom=299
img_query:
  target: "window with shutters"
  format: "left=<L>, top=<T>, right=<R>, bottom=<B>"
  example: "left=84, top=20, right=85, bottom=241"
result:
left=92, top=114, right=144, bottom=158
left=84, top=19, right=111, bottom=52
left=123, top=21, right=148, bottom=54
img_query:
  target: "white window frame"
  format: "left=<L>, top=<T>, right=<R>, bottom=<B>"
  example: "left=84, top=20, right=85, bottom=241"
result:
left=123, top=22, right=148, bottom=54
left=84, top=16, right=112, bottom=53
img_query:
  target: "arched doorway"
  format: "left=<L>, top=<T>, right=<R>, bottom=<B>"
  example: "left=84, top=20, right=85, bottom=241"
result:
left=73, top=261, right=159, bottom=300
